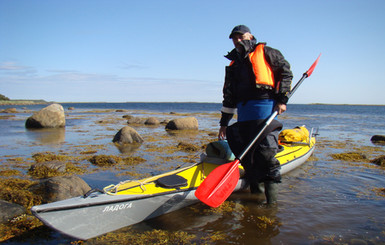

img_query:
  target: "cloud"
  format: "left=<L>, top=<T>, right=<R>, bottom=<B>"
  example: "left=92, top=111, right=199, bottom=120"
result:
left=0, top=62, right=222, bottom=102
left=118, top=62, right=148, bottom=70
left=0, top=61, right=37, bottom=76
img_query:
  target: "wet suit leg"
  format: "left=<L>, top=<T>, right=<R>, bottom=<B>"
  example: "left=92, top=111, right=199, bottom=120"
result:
left=226, top=119, right=282, bottom=203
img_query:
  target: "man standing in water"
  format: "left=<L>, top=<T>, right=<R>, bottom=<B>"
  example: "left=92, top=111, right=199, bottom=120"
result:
left=219, top=25, right=293, bottom=204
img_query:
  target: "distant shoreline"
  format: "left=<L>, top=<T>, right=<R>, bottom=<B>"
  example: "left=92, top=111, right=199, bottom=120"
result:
left=0, top=100, right=48, bottom=105
left=0, top=100, right=383, bottom=107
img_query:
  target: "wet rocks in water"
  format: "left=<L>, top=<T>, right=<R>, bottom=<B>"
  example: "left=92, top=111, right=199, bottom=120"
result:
left=165, top=117, right=198, bottom=130
left=177, top=142, right=200, bottom=152
left=113, top=126, right=144, bottom=144
left=29, top=161, right=67, bottom=178
left=144, top=117, right=160, bottom=125
left=127, top=117, right=146, bottom=125
left=25, top=103, right=66, bottom=128
left=0, top=200, right=26, bottom=224
left=330, top=152, right=368, bottom=162
left=0, top=108, right=17, bottom=113
left=371, top=135, right=385, bottom=144
left=371, top=155, right=385, bottom=166
left=30, top=176, right=91, bottom=203
left=89, top=155, right=121, bottom=167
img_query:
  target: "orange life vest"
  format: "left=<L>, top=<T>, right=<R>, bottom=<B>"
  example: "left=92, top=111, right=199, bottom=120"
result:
left=230, top=43, right=275, bottom=88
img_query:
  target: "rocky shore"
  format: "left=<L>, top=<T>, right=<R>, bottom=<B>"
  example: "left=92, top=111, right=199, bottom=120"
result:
left=0, top=103, right=215, bottom=242
left=0, top=103, right=384, bottom=244
left=0, top=100, right=47, bottom=105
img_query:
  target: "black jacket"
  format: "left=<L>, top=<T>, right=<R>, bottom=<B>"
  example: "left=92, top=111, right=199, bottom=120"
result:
left=220, top=42, right=293, bottom=126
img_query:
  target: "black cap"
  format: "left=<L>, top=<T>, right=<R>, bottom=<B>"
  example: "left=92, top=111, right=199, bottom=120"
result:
left=229, top=25, right=251, bottom=38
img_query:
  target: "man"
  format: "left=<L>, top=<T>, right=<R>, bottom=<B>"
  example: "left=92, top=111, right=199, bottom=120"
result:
left=219, top=25, right=293, bottom=204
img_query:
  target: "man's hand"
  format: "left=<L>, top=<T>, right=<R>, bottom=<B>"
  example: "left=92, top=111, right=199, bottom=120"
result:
left=218, top=126, right=227, bottom=140
left=274, top=103, right=287, bottom=115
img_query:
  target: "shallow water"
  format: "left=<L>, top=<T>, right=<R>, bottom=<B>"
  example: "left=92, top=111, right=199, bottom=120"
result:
left=1, top=103, right=385, bottom=244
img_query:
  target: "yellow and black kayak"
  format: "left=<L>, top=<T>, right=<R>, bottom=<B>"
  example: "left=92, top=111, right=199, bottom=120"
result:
left=31, top=126, right=316, bottom=240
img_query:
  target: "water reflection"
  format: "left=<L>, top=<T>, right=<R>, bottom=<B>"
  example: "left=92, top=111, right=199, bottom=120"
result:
left=25, top=128, right=66, bottom=145
left=114, top=143, right=141, bottom=154
left=166, top=129, right=200, bottom=138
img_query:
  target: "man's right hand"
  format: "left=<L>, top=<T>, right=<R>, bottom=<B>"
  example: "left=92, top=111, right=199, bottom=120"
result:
left=218, top=126, right=227, bottom=140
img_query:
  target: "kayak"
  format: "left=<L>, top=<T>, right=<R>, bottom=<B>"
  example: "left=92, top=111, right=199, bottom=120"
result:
left=31, top=127, right=317, bottom=240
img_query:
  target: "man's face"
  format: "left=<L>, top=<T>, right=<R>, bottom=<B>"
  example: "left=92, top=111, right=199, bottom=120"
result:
left=231, top=32, right=253, bottom=49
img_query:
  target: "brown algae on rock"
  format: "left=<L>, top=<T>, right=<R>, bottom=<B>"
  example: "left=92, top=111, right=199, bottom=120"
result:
left=177, top=142, right=201, bottom=152
left=0, top=178, right=42, bottom=210
left=89, top=155, right=122, bottom=167
left=330, top=152, right=368, bottom=162
left=0, top=214, right=43, bottom=242
left=371, top=155, right=385, bottom=166
left=32, top=152, right=75, bottom=163
left=92, top=228, right=196, bottom=245
left=89, top=155, right=146, bottom=167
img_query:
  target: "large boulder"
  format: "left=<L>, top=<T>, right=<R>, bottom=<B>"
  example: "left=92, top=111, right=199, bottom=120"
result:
left=25, top=103, right=66, bottom=128
left=371, top=135, right=385, bottom=144
left=0, top=200, right=26, bottom=224
left=112, top=126, right=144, bottom=144
left=30, top=176, right=91, bottom=203
left=165, top=117, right=199, bottom=130
left=144, top=117, right=160, bottom=125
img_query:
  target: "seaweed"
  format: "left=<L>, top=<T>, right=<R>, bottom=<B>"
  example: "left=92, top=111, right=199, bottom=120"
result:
left=92, top=228, right=196, bottom=245
left=0, top=178, right=42, bottom=210
left=89, top=155, right=122, bottom=167
left=32, top=152, right=74, bottom=163
left=330, top=152, right=368, bottom=162
left=0, top=215, right=42, bottom=242
left=371, top=155, right=385, bottom=167
left=177, top=142, right=200, bottom=152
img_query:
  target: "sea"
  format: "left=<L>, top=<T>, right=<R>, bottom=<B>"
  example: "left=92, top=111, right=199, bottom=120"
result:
left=0, top=103, right=384, bottom=244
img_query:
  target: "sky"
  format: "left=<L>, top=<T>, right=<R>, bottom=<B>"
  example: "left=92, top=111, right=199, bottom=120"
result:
left=0, top=0, right=384, bottom=105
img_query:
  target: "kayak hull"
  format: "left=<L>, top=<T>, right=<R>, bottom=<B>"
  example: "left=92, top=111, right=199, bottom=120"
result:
left=32, top=135, right=316, bottom=240
left=32, top=180, right=247, bottom=240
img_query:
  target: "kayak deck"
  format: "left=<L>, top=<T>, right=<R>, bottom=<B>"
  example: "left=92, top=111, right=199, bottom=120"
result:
left=104, top=136, right=316, bottom=196
left=31, top=134, right=316, bottom=240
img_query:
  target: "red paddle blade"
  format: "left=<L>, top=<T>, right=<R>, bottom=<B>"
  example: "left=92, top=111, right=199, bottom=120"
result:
left=305, top=53, right=321, bottom=77
left=195, top=160, right=240, bottom=207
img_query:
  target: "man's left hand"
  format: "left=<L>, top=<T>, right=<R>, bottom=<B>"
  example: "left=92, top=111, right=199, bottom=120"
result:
left=275, top=103, right=287, bottom=115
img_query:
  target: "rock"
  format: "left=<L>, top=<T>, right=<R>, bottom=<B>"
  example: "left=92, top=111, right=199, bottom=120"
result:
left=160, top=119, right=170, bottom=125
left=0, top=200, right=26, bottom=224
left=29, top=161, right=67, bottom=178
left=25, top=103, right=66, bottom=128
left=177, top=142, right=200, bottom=152
left=122, top=114, right=133, bottom=119
left=89, top=155, right=120, bottom=166
left=371, top=155, right=385, bottom=166
left=144, top=117, right=160, bottom=125
left=112, top=126, right=144, bottom=144
left=165, top=117, right=198, bottom=130
left=68, top=107, right=75, bottom=110
left=30, top=161, right=67, bottom=173
left=30, top=176, right=91, bottom=203
left=116, top=109, right=129, bottom=112
left=127, top=117, right=146, bottom=124
left=371, top=135, right=385, bottom=144
left=1, top=108, right=17, bottom=113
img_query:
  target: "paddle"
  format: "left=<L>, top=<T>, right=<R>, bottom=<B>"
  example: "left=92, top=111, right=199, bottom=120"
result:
left=195, top=54, right=321, bottom=208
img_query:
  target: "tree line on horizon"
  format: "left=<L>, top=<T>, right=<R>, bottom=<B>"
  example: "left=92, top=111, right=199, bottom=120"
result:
left=0, top=94, right=10, bottom=101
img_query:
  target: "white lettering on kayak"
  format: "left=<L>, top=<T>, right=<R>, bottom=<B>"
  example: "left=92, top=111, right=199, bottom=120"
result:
left=102, top=203, right=132, bottom=212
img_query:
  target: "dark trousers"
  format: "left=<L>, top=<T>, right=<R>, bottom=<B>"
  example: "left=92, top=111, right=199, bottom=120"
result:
left=226, top=119, right=282, bottom=184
